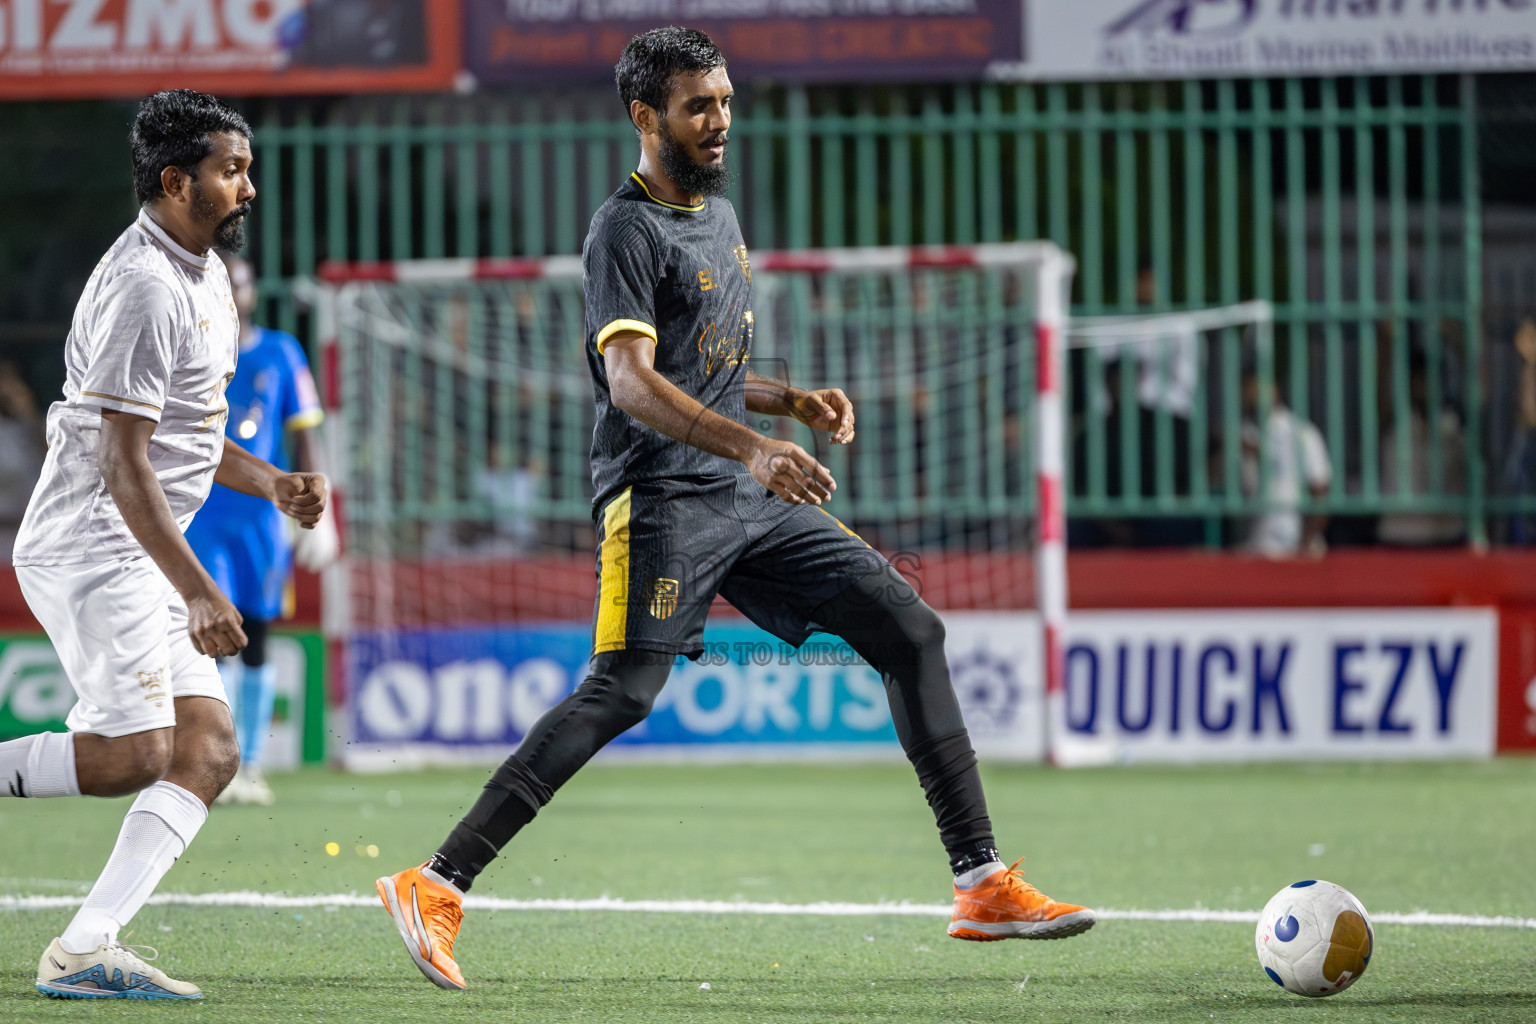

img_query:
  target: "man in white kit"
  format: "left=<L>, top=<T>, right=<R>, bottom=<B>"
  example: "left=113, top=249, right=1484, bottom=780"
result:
left=2, top=89, right=327, bottom=1001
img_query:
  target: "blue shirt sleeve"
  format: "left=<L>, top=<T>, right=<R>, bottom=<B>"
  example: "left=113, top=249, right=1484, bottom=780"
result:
left=276, top=332, right=324, bottom=430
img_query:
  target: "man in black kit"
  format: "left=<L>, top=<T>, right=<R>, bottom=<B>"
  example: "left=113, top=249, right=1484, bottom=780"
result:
left=377, top=26, right=1094, bottom=990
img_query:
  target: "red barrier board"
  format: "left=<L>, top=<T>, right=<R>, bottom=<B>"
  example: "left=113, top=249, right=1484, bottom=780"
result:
left=0, top=1, right=460, bottom=100
left=1497, top=607, right=1536, bottom=752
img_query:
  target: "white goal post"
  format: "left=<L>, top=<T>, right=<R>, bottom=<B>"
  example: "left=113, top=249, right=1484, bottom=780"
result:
left=314, top=243, right=1080, bottom=765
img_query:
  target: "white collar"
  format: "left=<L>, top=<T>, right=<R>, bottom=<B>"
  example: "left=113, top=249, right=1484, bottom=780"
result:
left=136, top=211, right=212, bottom=272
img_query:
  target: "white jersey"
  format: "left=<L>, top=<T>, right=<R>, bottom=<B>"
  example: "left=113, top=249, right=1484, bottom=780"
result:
left=1240, top=406, right=1332, bottom=557
left=14, top=213, right=239, bottom=566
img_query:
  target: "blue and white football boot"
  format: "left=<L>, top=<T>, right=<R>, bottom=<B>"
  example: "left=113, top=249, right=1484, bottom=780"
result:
left=35, top=938, right=202, bottom=1000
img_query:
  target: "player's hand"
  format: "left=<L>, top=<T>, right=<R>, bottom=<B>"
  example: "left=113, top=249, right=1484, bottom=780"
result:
left=747, top=438, right=836, bottom=506
left=185, top=589, right=247, bottom=658
left=275, top=472, right=328, bottom=529
left=791, top=388, right=855, bottom=445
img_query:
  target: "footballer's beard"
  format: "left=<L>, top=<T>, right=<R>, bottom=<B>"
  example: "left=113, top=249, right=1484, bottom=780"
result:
left=657, top=119, right=730, bottom=199
left=190, top=179, right=251, bottom=253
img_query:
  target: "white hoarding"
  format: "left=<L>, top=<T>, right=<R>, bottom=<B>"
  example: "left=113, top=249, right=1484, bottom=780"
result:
left=1014, top=1, right=1536, bottom=80
left=1058, top=608, right=1498, bottom=761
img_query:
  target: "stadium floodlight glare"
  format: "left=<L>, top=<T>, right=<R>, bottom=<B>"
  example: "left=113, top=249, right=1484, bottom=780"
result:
left=316, top=244, right=1086, bottom=766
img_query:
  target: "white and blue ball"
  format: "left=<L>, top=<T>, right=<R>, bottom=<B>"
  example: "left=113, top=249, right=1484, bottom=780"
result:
left=1254, top=880, right=1373, bottom=997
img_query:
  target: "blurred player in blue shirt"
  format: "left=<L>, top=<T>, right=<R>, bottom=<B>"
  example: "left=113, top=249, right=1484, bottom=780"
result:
left=187, top=255, right=336, bottom=804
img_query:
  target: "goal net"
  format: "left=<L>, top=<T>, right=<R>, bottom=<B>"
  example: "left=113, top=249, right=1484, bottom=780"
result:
left=316, top=245, right=1076, bottom=767
left=1066, top=301, right=1278, bottom=543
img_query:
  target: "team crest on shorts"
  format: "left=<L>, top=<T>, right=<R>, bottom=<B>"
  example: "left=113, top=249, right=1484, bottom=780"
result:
left=137, top=668, right=168, bottom=708
left=649, top=578, right=680, bottom=620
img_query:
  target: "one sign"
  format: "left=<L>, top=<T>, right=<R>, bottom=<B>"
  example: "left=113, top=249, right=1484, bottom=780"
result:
left=0, top=1, right=461, bottom=100
left=343, top=613, right=1044, bottom=768
left=1022, top=0, right=1536, bottom=81
left=461, top=0, right=1023, bottom=87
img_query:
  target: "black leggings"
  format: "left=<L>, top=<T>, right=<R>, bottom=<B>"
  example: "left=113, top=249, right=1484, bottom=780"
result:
left=435, top=566, right=994, bottom=886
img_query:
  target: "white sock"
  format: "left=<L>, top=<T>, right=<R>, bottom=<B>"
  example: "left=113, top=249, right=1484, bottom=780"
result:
left=954, top=859, right=1006, bottom=889
left=421, top=864, right=464, bottom=897
left=59, top=781, right=207, bottom=954
left=0, top=731, right=79, bottom=798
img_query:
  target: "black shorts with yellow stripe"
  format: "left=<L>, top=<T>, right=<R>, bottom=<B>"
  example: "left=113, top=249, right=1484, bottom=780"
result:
left=592, top=474, right=889, bottom=658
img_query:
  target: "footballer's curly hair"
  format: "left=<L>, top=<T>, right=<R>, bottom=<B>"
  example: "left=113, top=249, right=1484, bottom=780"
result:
left=130, top=89, right=252, bottom=206
left=614, top=27, right=726, bottom=128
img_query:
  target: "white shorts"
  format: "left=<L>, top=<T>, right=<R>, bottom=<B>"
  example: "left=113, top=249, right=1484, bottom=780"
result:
left=16, top=557, right=227, bottom=738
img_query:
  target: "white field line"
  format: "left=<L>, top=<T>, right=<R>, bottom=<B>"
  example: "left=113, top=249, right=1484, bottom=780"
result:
left=0, top=892, right=1532, bottom=929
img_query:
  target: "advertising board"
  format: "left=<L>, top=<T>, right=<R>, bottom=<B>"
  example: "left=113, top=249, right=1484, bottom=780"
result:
left=1496, top=606, right=1536, bottom=752
left=462, top=0, right=1023, bottom=87
left=344, top=613, right=1042, bottom=768
left=1022, top=0, right=1536, bottom=80
left=0, top=631, right=326, bottom=766
left=0, top=1, right=460, bottom=100
left=1062, top=609, right=1497, bottom=762
left=343, top=607, right=1496, bottom=767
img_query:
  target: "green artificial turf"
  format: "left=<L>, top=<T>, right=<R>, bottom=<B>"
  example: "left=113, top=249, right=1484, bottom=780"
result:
left=1, top=759, right=1533, bottom=1022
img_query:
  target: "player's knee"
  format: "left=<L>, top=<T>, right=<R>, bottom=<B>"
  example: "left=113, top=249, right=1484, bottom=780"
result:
left=207, top=737, right=242, bottom=792
left=609, top=684, right=658, bottom=726
left=107, top=732, right=176, bottom=794
left=586, top=649, right=670, bottom=728
left=896, top=600, right=946, bottom=654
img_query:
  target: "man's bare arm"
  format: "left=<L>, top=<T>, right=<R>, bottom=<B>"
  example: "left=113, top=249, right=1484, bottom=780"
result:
left=215, top=436, right=328, bottom=528
left=98, top=410, right=246, bottom=656
left=744, top=371, right=802, bottom=417
left=744, top=370, right=855, bottom=444
left=603, top=332, right=835, bottom=505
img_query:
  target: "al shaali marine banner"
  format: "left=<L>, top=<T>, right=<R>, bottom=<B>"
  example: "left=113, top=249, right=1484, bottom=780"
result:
left=1021, top=0, right=1536, bottom=80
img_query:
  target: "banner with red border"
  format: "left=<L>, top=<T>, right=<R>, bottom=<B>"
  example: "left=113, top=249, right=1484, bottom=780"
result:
left=0, top=0, right=460, bottom=100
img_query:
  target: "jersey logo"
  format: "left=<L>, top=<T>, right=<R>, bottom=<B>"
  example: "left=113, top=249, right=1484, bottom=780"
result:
left=649, top=579, right=680, bottom=620
left=698, top=269, right=715, bottom=291
left=733, top=245, right=751, bottom=283
left=698, top=312, right=752, bottom=377
left=137, top=668, right=167, bottom=708
left=197, top=371, right=236, bottom=433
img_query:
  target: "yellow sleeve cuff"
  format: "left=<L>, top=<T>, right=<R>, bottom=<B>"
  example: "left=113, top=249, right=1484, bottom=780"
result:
left=285, top=408, right=325, bottom=430
left=596, top=319, right=658, bottom=354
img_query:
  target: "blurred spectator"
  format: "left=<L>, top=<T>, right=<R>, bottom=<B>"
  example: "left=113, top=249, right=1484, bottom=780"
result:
left=1503, top=319, right=1536, bottom=543
left=0, top=360, right=47, bottom=562
left=1238, top=361, right=1331, bottom=559
left=1378, top=356, right=1468, bottom=546
left=475, top=449, right=542, bottom=554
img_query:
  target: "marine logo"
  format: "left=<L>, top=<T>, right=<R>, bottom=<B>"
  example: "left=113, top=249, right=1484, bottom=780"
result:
left=649, top=578, right=680, bottom=620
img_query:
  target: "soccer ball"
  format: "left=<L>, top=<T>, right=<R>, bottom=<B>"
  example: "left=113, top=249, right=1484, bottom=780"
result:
left=1254, top=880, right=1373, bottom=997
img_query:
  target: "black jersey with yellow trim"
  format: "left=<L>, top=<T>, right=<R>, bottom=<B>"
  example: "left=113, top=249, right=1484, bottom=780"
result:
left=582, top=173, right=756, bottom=514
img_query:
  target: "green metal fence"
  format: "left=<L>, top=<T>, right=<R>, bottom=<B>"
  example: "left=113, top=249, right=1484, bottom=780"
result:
left=249, top=75, right=1510, bottom=545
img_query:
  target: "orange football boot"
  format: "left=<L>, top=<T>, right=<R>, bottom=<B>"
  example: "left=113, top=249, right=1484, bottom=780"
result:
left=949, top=859, right=1096, bottom=941
left=377, top=864, right=467, bottom=989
